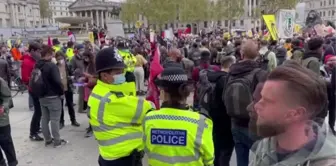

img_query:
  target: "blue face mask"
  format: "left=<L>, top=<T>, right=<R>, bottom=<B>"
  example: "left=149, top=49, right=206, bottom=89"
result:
left=112, top=74, right=126, bottom=85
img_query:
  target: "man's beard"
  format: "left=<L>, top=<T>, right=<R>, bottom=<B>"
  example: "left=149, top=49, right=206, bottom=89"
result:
left=249, top=112, right=286, bottom=138
left=256, top=121, right=286, bottom=138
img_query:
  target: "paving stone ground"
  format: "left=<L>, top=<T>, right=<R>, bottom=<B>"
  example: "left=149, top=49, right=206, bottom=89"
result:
left=9, top=92, right=237, bottom=166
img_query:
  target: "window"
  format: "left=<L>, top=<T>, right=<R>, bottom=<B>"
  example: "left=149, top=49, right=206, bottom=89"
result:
left=5, top=5, right=7, bottom=12
left=6, top=19, right=10, bottom=28
left=60, top=12, right=62, bottom=16
left=324, top=0, right=326, bottom=6
left=320, top=11, right=322, bottom=16
left=323, top=11, right=325, bottom=16
left=170, top=23, right=174, bottom=28
left=232, top=20, right=236, bottom=27
left=240, top=20, right=244, bottom=26
left=329, top=0, right=332, bottom=5
left=165, top=24, right=168, bottom=29
left=321, top=1, right=323, bottom=6
left=204, top=21, right=208, bottom=28
left=18, top=6, right=20, bottom=12
left=0, top=18, right=2, bottom=27
left=329, top=10, right=331, bottom=16
left=224, top=20, right=229, bottom=27
left=251, top=20, right=255, bottom=24
left=217, top=20, right=221, bottom=26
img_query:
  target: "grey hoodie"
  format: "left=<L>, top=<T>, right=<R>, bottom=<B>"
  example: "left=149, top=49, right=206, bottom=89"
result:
left=249, top=123, right=336, bottom=166
left=0, top=77, right=12, bottom=127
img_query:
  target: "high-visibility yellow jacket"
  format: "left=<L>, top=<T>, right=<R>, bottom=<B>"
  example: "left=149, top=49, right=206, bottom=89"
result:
left=88, top=80, right=154, bottom=160
left=110, top=82, right=136, bottom=97
left=66, top=48, right=74, bottom=60
left=53, top=45, right=61, bottom=53
left=118, top=50, right=137, bottom=72
left=143, top=108, right=214, bottom=166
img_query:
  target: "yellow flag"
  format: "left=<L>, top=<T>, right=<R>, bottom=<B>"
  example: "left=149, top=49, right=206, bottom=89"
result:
left=262, top=15, right=278, bottom=40
left=223, top=32, right=231, bottom=39
left=247, top=30, right=253, bottom=37
left=294, top=24, right=302, bottom=33
left=7, top=40, right=11, bottom=48
left=88, top=32, right=94, bottom=44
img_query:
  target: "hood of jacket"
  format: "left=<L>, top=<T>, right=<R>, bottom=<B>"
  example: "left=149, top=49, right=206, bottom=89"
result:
left=276, top=47, right=287, bottom=58
left=303, top=50, right=322, bottom=61
left=35, top=59, right=51, bottom=69
left=250, top=122, right=336, bottom=166
left=291, top=46, right=304, bottom=53
left=229, top=60, right=259, bottom=77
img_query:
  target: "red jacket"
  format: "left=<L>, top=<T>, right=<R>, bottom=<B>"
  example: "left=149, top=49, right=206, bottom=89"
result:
left=21, top=53, right=36, bottom=85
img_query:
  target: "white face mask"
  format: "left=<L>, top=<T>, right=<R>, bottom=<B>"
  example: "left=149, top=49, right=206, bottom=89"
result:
left=51, top=57, right=57, bottom=64
left=58, top=59, right=64, bottom=65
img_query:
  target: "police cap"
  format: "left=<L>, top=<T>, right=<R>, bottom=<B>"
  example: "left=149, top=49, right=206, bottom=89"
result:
left=155, top=67, right=188, bottom=87
left=95, top=47, right=126, bottom=73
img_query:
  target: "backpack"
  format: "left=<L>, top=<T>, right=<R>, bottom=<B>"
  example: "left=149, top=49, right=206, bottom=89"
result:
left=301, top=57, right=319, bottom=69
left=29, top=66, right=46, bottom=97
left=199, top=72, right=228, bottom=117
left=257, top=51, right=270, bottom=71
left=196, top=66, right=216, bottom=109
left=223, top=68, right=261, bottom=119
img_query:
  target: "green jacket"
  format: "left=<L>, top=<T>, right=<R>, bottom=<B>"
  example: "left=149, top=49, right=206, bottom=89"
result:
left=0, top=77, right=12, bottom=127
left=249, top=124, right=336, bottom=166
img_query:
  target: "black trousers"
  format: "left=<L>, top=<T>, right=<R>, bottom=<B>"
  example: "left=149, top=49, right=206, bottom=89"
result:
left=213, top=120, right=234, bottom=166
left=98, top=151, right=143, bottom=166
left=60, top=90, right=76, bottom=124
left=329, top=108, right=335, bottom=130
left=99, top=155, right=133, bottom=166
left=0, top=125, right=18, bottom=166
left=29, top=92, right=41, bottom=135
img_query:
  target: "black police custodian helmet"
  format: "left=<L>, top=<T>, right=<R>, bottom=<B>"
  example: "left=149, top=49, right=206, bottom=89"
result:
left=155, top=67, right=189, bottom=88
left=95, top=47, right=126, bottom=73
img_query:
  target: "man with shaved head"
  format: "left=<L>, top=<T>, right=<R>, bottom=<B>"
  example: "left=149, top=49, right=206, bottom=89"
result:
left=162, top=48, right=184, bottom=69
left=224, top=39, right=268, bottom=166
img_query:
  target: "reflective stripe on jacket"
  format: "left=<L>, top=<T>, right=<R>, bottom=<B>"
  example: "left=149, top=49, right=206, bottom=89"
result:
left=143, top=108, right=214, bottom=166
left=88, top=80, right=154, bottom=160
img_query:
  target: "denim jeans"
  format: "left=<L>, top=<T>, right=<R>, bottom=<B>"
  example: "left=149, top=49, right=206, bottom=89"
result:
left=231, top=126, right=256, bottom=166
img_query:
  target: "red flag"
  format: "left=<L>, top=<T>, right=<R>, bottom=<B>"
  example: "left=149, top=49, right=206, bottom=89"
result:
left=48, top=36, right=53, bottom=46
left=146, top=45, right=163, bottom=109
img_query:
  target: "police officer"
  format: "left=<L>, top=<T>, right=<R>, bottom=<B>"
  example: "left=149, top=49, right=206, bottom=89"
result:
left=89, top=47, right=154, bottom=166
left=65, top=41, right=75, bottom=61
left=143, top=67, right=214, bottom=166
left=116, top=41, right=137, bottom=95
left=52, top=38, right=62, bottom=53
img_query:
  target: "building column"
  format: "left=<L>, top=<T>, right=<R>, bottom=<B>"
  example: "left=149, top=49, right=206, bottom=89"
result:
left=100, top=10, right=104, bottom=27
left=91, top=10, right=94, bottom=25
left=84, top=10, right=88, bottom=30
left=96, top=10, right=99, bottom=26
left=11, top=4, right=16, bottom=27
